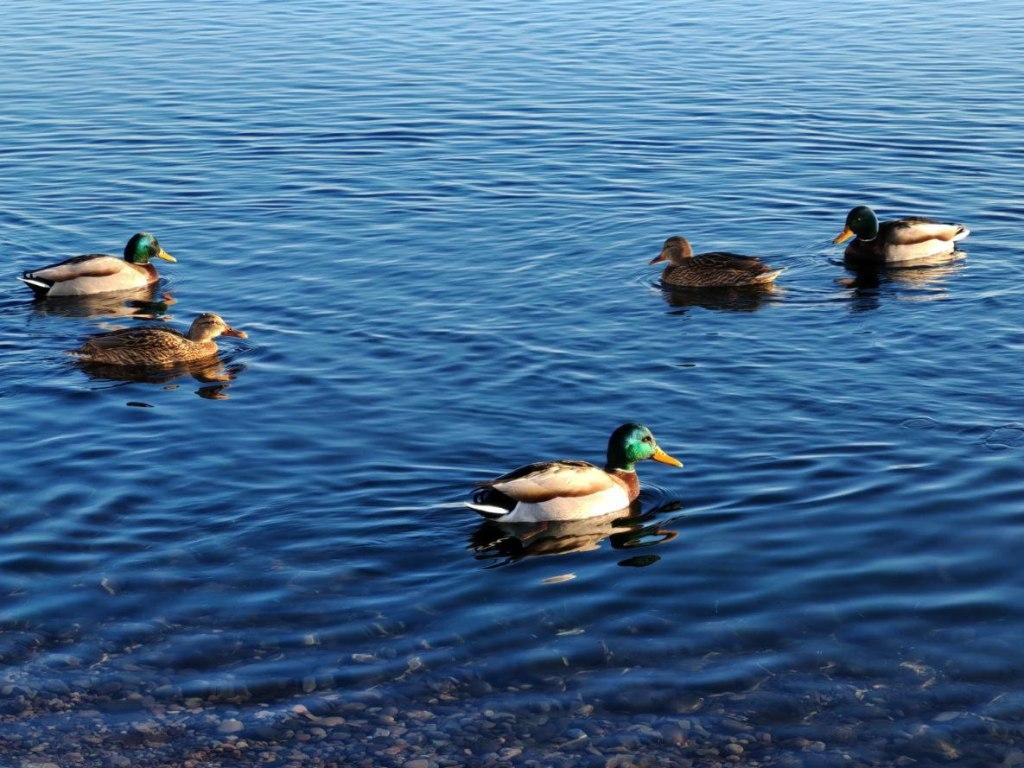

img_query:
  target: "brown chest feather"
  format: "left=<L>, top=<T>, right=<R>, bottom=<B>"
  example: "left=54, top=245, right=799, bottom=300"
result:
left=609, top=470, right=640, bottom=502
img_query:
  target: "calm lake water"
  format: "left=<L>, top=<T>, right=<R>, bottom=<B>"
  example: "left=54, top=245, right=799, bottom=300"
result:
left=1, top=1, right=1023, bottom=765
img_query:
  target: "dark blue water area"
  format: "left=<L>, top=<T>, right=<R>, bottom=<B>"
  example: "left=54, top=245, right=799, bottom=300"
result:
left=1, top=0, right=1024, bottom=765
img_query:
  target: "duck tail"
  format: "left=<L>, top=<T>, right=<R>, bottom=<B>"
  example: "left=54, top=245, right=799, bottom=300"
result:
left=19, top=275, right=51, bottom=295
left=465, top=501, right=509, bottom=519
left=952, top=225, right=970, bottom=242
left=755, top=268, right=784, bottom=285
left=466, top=487, right=514, bottom=519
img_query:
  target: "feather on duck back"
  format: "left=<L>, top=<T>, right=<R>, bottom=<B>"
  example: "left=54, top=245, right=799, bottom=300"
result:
left=652, top=237, right=781, bottom=288
left=73, top=313, right=245, bottom=367
left=470, top=460, right=633, bottom=523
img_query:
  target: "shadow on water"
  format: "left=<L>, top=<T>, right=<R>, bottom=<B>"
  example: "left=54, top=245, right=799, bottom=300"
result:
left=659, top=283, right=780, bottom=314
left=468, top=499, right=683, bottom=568
left=30, top=286, right=176, bottom=321
left=77, top=357, right=247, bottom=401
left=838, top=251, right=966, bottom=312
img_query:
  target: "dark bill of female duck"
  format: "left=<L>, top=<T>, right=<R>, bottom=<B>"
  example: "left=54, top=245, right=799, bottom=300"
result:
left=20, top=232, right=177, bottom=298
left=651, top=236, right=782, bottom=288
left=467, top=423, right=683, bottom=524
left=833, top=206, right=969, bottom=265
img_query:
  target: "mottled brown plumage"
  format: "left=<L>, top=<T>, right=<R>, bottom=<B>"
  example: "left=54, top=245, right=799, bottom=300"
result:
left=651, top=236, right=781, bottom=288
left=73, top=313, right=246, bottom=367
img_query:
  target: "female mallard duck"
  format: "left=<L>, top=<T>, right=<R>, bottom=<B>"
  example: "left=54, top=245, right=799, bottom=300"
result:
left=651, top=236, right=782, bottom=288
left=20, top=233, right=176, bottom=297
left=467, top=423, right=683, bottom=523
left=833, top=206, right=969, bottom=265
left=73, top=313, right=246, bottom=367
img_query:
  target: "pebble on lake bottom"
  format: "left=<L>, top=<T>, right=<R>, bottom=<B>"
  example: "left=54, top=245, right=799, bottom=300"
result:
left=0, top=664, right=1019, bottom=768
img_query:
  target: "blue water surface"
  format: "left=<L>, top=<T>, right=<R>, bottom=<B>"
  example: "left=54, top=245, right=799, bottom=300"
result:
left=1, top=0, right=1023, bottom=764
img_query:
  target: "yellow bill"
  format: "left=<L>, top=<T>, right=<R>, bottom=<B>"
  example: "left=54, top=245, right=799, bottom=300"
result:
left=832, top=228, right=854, bottom=245
left=156, top=248, right=177, bottom=263
left=651, top=447, right=683, bottom=467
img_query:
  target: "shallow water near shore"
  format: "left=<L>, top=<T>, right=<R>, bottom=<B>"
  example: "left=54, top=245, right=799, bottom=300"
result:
left=1, top=1, right=1024, bottom=765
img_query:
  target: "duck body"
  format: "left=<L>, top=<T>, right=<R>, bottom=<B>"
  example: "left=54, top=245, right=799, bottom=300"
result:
left=20, top=233, right=176, bottom=298
left=73, top=313, right=246, bottom=367
left=470, top=460, right=637, bottom=523
left=23, top=255, right=157, bottom=297
left=75, top=327, right=219, bottom=367
left=835, top=207, right=969, bottom=266
left=652, top=236, right=781, bottom=288
left=467, top=423, right=683, bottom=523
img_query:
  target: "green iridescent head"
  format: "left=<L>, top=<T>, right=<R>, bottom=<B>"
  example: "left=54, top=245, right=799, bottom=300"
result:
left=834, top=206, right=879, bottom=244
left=123, top=232, right=176, bottom=265
left=605, top=422, right=683, bottom=472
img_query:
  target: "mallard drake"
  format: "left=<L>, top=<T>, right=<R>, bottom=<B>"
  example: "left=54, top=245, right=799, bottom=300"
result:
left=833, top=206, right=969, bottom=265
left=651, top=236, right=782, bottom=288
left=20, top=233, right=176, bottom=297
left=467, top=423, right=683, bottom=523
left=73, top=313, right=246, bottom=367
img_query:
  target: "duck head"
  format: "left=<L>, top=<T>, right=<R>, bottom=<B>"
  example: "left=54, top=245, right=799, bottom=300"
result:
left=834, top=206, right=879, bottom=244
left=605, top=423, right=683, bottom=472
left=650, top=236, right=694, bottom=265
left=124, top=232, right=176, bottom=264
left=187, top=313, right=247, bottom=342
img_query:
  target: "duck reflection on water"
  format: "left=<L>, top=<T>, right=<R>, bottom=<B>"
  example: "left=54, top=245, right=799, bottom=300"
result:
left=840, top=251, right=966, bottom=312
left=77, top=357, right=246, bottom=400
left=31, top=286, right=176, bottom=321
left=660, top=283, right=779, bottom=314
left=469, top=500, right=681, bottom=567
